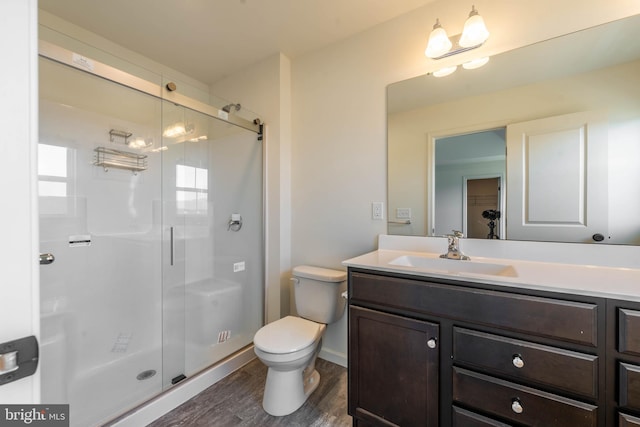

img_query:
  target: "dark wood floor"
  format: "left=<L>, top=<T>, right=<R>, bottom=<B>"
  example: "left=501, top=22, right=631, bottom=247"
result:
left=148, top=358, right=351, bottom=427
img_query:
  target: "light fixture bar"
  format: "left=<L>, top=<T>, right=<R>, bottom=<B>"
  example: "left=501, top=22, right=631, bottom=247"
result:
left=429, top=34, right=484, bottom=60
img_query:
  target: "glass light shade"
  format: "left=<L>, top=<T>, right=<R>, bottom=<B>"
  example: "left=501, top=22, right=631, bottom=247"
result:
left=459, top=12, right=490, bottom=47
left=432, top=65, right=458, bottom=77
left=462, top=56, right=490, bottom=70
left=425, top=25, right=453, bottom=58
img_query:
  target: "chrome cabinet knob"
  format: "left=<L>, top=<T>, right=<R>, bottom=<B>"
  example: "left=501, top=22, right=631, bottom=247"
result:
left=512, top=355, right=525, bottom=368
left=427, top=338, right=437, bottom=349
left=511, top=399, right=524, bottom=414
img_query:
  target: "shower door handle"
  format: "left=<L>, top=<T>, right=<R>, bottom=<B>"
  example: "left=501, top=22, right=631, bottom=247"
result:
left=39, top=253, right=55, bottom=265
left=170, top=227, right=174, bottom=266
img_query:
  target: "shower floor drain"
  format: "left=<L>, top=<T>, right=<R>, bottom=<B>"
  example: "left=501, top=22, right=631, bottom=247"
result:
left=136, top=369, right=157, bottom=381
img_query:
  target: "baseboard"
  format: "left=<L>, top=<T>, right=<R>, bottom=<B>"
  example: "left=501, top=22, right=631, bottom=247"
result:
left=319, top=347, right=347, bottom=368
left=106, top=345, right=256, bottom=427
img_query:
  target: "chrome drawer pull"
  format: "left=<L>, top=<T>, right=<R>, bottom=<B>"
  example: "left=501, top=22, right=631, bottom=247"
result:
left=512, top=355, right=525, bottom=368
left=511, top=399, right=524, bottom=414
left=427, top=338, right=437, bottom=349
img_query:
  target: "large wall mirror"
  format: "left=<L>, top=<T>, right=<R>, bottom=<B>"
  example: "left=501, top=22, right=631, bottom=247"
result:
left=387, top=13, right=640, bottom=245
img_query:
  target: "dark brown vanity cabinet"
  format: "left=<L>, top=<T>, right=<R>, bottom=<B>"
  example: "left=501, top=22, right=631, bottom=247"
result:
left=348, top=268, right=609, bottom=427
left=349, top=306, right=439, bottom=426
left=607, top=300, right=640, bottom=425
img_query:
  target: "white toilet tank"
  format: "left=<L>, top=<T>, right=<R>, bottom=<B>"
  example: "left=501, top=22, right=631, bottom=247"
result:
left=292, top=265, right=347, bottom=324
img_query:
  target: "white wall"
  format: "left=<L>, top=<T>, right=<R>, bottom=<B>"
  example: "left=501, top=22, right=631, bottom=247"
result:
left=0, top=0, right=40, bottom=404
left=210, top=53, right=292, bottom=323
left=291, top=0, right=640, bottom=365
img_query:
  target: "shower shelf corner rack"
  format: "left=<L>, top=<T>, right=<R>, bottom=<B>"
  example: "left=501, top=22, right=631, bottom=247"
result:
left=94, top=146, right=148, bottom=173
left=109, top=129, right=132, bottom=145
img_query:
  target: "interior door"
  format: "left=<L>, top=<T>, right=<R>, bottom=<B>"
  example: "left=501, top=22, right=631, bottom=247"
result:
left=506, top=111, right=608, bottom=243
left=465, top=177, right=501, bottom=239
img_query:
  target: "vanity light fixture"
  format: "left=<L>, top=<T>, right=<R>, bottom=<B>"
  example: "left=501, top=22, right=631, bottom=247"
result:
left=425, top=5, right=490, bottom=60
left=462, top=56, right=490, bottom=70
left=460, top=6, right=490, bottom=48
left=425, top=19, right=453, bottom=58
left=431, top=56, right=489, bottom=78
left=432, top=65, right=458, bottom=77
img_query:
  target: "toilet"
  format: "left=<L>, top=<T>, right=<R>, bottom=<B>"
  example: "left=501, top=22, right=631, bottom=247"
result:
left=253, top=265, right=347, bottom=416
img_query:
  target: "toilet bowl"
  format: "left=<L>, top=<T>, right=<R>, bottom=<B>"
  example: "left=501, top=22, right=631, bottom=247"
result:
left=253, top=316, right=326, bottom=416
left=253, top=265, right=347, bottom=416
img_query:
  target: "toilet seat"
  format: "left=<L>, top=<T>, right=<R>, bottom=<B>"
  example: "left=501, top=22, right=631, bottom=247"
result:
left=254, top=316, right=323, bottom=354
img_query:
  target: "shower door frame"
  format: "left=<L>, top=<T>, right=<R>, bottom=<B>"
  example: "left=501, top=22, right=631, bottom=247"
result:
left=39, top=41, right=261, bottom=134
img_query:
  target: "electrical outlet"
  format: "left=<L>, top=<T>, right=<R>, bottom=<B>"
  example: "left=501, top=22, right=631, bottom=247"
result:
left=233, top=261, right=245, bottom=272
left=396, top=208, right=412, bottom=219
left=372, top=202, right=384, bottom=220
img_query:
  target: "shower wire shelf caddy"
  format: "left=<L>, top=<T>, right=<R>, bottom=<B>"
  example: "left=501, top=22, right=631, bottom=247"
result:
left=94, top=146, right=147, bottom=173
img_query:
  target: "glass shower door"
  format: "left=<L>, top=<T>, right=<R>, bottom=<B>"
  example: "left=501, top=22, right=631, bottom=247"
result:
left=39, top=51, right=265, bottom=427
left=38, top=57, right=164, bottom=426
left=161, top=102, right=264, bottom=380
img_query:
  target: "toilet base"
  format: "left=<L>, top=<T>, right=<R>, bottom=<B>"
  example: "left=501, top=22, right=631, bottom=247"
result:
left=262, top=366, right=321, bottom=416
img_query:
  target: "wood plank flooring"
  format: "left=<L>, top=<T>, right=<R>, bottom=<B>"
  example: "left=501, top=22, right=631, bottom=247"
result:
left=148, top=358, right=351, bottom=427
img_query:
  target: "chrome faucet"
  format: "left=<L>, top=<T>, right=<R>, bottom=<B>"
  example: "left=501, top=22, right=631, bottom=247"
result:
left=440, top=230, right=470, bottom=260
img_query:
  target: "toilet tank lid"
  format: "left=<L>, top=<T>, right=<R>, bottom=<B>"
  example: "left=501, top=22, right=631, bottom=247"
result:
left=293, top=265, right=347, bottom=282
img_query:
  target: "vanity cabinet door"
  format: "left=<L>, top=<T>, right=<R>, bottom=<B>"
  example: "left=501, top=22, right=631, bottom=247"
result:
left=349, top=306, right=439, bottom=427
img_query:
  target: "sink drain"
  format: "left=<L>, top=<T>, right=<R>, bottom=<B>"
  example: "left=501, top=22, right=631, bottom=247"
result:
left=136, top=369, right=157, bottom=381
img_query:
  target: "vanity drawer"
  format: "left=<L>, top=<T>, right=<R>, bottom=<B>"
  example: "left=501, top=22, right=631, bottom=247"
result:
left=620, top=412, right=640, bottom=427
left=453, top=327, right=598, bottom=398
left=350, top=272, right=598, bottom=346
left=620, top=362, right=640, bottom=412
left=452, top=367, right=597, bottom=427
left=619, top=309, right=640, bottom=356
left=452, top=406, right=512, bottom=426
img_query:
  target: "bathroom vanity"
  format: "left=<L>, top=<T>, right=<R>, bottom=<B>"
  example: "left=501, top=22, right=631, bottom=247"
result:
left=344, top=237, right=640, bottom=427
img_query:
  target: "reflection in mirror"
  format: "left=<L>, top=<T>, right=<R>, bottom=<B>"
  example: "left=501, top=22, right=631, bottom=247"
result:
left=434, top=129, right=505, bottom=239
left=387, top=14, right=640, bottom=245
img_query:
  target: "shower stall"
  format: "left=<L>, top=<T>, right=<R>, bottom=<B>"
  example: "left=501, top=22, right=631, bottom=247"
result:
left=38, top=47, right=264, bottom=427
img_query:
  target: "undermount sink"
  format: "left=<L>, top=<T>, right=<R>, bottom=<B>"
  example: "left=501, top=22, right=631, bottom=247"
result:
left=389, top=255, right=518, bottom=277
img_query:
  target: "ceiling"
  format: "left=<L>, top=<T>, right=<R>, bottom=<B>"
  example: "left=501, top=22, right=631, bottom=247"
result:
left=39, top=0, right=435, bottom=85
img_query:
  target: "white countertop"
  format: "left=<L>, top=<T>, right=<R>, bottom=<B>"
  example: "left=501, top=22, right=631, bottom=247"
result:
left=342, top=237, right=640, bottom=301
